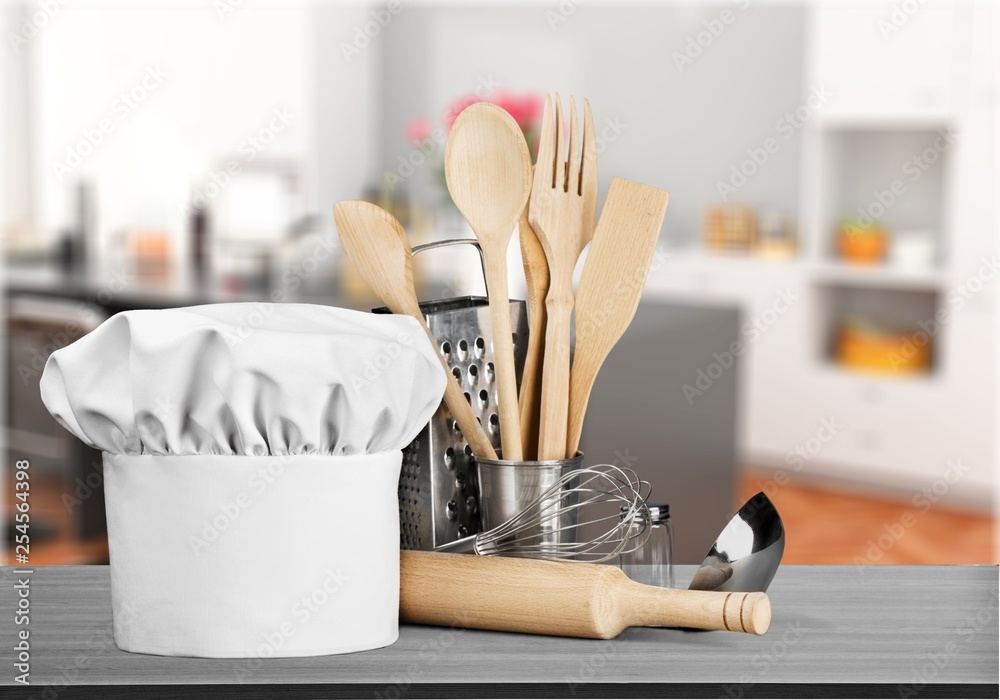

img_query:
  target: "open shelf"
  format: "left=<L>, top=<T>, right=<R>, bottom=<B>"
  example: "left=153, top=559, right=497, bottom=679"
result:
left=813, top=283, right=940, bottom=377
left=808, top=261, right=945, bottom=291
left=816, top=127, right=952, bottom=270
left=815, top=114, right=953, bottom=131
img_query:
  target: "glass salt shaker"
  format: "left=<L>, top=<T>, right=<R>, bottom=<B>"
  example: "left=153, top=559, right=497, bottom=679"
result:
left=619, top=502, right=674, bottom=588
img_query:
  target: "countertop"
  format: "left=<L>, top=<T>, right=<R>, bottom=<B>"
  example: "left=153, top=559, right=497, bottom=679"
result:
left=2, top=262, right=452, bottom=313
left=1, top=564, right=996, bottom=698
left=3, top=263, right=307, bottom=310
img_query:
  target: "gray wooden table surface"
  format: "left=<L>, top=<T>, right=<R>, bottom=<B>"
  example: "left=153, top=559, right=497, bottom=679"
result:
left=2, top=564, right=997, bottom=698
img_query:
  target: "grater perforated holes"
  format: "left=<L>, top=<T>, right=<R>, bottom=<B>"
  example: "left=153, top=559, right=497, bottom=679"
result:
left=396, top=294, right=527, bottom=551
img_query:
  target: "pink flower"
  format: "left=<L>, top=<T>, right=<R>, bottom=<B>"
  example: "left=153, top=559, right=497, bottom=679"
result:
left=443, top=95, right=483, bottom=130
left=495, top=92, right=543, bottom=129
left=405, top=117, right=432, bottom=144
left=520, top=93, right=544, bottom=125
left=494, top=92, right=522, bottom=124
left=440, top=91, right=544, bottom=132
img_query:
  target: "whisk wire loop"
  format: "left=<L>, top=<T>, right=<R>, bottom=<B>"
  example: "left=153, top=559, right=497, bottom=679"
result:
left=474, top=463, right=652, bottom=563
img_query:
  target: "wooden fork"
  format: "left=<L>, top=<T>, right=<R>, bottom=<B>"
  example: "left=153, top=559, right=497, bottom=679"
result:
left=528, top=94, right=598, bottom=459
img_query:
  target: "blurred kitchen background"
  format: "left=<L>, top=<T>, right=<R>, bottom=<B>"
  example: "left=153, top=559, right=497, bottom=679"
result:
left=2, top=1, right=996, bottom=565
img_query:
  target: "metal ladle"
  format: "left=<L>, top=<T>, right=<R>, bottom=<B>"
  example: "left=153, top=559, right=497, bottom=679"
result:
left=688, top=492, right=785, bottom=593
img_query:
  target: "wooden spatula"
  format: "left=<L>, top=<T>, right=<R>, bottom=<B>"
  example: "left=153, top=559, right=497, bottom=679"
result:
left=333, top=200, right=497, bottom=460
left=566, top=177, right=670, bottom=457
left=400, top=550, right=770, bottom=638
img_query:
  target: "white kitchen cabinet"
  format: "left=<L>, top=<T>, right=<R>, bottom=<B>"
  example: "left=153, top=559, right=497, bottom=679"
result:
left=647, top=4, right=995, bottom=505
left=790, top=3, right=994, bottom=502
left=808, top=3, right=957, bottom=123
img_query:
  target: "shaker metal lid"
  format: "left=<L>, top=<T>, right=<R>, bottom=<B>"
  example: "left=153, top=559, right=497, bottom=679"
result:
left=621, top=501, right=670, bottom=523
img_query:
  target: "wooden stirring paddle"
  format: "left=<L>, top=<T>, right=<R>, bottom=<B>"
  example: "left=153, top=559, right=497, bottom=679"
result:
left=517, top=204, right=548, bottom=460
left=334, top=200, right=497, bottom=460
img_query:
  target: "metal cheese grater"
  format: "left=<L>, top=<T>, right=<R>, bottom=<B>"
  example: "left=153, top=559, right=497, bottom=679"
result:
left=375, top=239, right=528, bottom=550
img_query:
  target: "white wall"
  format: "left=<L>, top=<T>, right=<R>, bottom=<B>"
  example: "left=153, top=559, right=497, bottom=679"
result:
left=3, top=4, right=35, bottom=250
left=381, top=5, right=807, bottom=245
left=313, top=4, right=384, bottom=220
left=31, top=3, right=315, bottom=263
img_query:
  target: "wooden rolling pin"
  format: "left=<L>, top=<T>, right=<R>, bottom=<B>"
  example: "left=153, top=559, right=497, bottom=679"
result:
left=400, top=551, right=770, bottom=638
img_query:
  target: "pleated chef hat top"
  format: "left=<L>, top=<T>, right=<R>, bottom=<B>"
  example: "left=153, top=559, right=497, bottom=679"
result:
left=40, top=303, right=446, bottom=456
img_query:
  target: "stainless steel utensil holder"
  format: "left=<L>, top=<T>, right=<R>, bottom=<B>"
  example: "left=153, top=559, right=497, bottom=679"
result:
left=375, top=238, right=528, bottom=550
left=475, top=452, right=585, bottom=553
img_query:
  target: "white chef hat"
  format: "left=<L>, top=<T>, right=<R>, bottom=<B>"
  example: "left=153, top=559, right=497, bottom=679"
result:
left=41, top=302, right=443, bottom=457
left=40, top=303, right=446, bottom=658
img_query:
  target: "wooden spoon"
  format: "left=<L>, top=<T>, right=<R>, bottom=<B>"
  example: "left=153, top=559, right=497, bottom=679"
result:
left=566, top=177, right=670, bottom=456
left=445, top=102, right=532, bottom=461
left=517, top=203, right=548, bottom=460
left=333, top=200, right=497, bottom=460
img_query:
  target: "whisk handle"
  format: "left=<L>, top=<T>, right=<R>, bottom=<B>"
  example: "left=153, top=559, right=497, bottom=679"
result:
left=432, top=535, right=479, bottom=554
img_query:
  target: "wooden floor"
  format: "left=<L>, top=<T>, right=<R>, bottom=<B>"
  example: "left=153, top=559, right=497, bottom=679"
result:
left=739, top=469, right=997, bottom=565
left=5, top=473, right=109, bottom=566
left=7, top=469, right=996, bottom=567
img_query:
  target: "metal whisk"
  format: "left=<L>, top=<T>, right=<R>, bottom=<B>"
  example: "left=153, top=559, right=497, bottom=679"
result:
left=436, top=464, right=651, bottom=563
